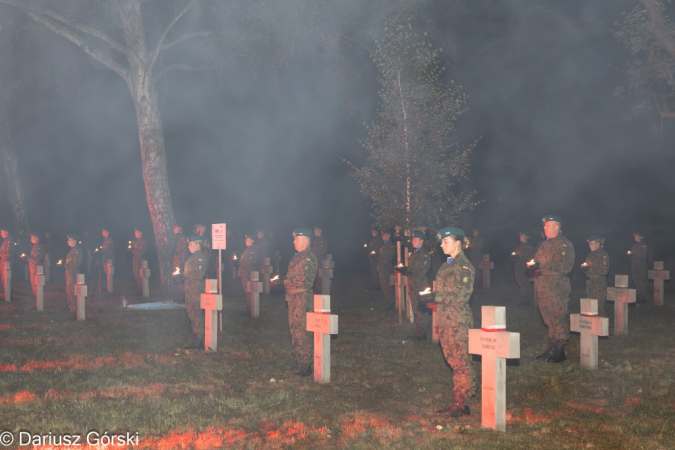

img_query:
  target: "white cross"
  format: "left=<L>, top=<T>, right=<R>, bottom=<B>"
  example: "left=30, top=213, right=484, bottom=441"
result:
left=648, top=261, right=670, bottom=306
left=479, top=254, right=494, bottom=289
left=570, top=298, right=609, bottom=369
left=260, top=257, right=274, bottom=295
left=306, top=294, right=338, bottom=383
left=140, top=260, right=150, bottom=298
left=200, top=279, right=222, bottom=352
left=36, top=266, right=45, bottom=312
left=74, top=274, right=87, bottom=321
left=469, top=306, right=520, bottom=432
left=247, top=271, right=263, bottom=318
left=607, top=275, right=636, bottom=335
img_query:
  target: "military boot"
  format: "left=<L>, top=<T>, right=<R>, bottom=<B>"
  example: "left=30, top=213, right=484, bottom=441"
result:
left=536, top=339, right=555, bottom=360
left=547, top=340, right=566, bottom=363
left=437, top=396, right=470, bottom=417
left=292, top=363, right=312, bottom=377
left=184, top=334, right=203, bottom=350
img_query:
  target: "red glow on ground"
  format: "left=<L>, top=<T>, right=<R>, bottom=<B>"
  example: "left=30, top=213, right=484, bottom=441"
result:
left=510, top=407, right=566, bottom=424
left=0, top=351, right=179, bottom=373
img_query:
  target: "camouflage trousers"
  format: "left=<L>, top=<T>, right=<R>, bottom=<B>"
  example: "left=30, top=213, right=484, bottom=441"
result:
left=0, top=259, right=8, bottom=291
left=536, top=275, right=570, bottom=341
left=631, top=266, right=648, bottom=303
left=586, top=276, right=607, bottom=315
left=378, top=269, right=395, bottom=307
left=240, top=276, right=250, bottom=308
left=515, top=266, right=533, bottom=303
left=286, top=292, right=312, bottom=366
left=65, top=270, right=76, bottom=314
left=29, top=263, right=39, bottom=297
left=132, top=257, right=142, bottom=290
left=184, top=279, right=204, bottom=335
left=439, top=326, right=476, bottom=402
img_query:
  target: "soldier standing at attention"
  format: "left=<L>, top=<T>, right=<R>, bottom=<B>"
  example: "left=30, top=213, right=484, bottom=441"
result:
left=404, top=230, right=431, bottom=340
left=130, top=228, right=147, bottom=293
left=582, top=235, right=609, bottom=316
left=27, top=232, right=44, bottom=298
left=377, top=228, right=397, bottom=310
left=528, top=215, right=575, bottom=363
left=368, top=227, right=382, bottom=290
left=256, top=229, right=269, bottom=260
left=183, top=235, right=207, bottom=350
left=284, top=228, right=318, bottom=376
left=0, top=228, right=15, bottom=298
left=513, top=229, right=535, bottom=305
left=421, top=227, right=475, bottom=417
left=172, top=225, right=188, bottom=301
left=237, top=232, right=261, bottom=315
left=100, top=228, right=115, bottom=278
left=466, top=228, right=483, bottom=288
left=65, top=234, right=83, bottom=319
left=629, top=230, right=649, bottom=305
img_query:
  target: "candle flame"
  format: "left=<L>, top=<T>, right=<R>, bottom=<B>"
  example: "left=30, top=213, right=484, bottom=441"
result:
left=370, top=251, right=375, bottom=255
left=172, top=267, right=180, bottom=276
left=397, top=263, right=404, bottom=268
left=95, top=248, right=99, bottom=252
left=526, top=259, right=536, bottom=268
left=233, top=254, right=238, bottom=261
left=363, top=243, right=368, bottom=248
left=20, top=253, right=25, bottom=258
left=627, top=251, right=631, bottom=255
left=581, top=262, right=589, bottom=267
left=57, top=260, right=63, bottom=265
left=419, top=287, right=432, bottom=295
left=511, top=252, right=516, bottom=255
left=271, top=275, right=279, bottom=281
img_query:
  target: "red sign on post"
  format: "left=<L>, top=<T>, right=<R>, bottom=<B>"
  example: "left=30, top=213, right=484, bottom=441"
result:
left=212, top=223, right=227, bottom=250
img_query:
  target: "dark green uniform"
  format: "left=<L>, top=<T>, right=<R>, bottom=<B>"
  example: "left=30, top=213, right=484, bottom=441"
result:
left=65, top=245, right=83, bottom=314
left=408, top=246, right=431, bottom=336
left=184, top=250, right=207, bottom=335
left=28, top=243, right=45, bottom=296
left=131, top=237, right=147, bottom=291
left=584, top=249, right=609, bottom=315
left=237, top=243, right=262, bottom=297
left=284, top=248, right=317, bottom=369
left=514, top=240, right=535, bottom=303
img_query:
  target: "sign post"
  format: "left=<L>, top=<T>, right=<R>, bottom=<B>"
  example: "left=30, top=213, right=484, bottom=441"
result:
left=212, top=223, right=227, bottom=331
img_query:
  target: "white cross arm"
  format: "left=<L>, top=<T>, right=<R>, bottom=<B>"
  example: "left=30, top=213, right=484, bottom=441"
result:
left=607, top=287, right=636, bottom=303
left=306, top=312, right=338, bottom=335
left=469, top=329, right=520, bottom=359
left=570, top=314, right=609, bottom=336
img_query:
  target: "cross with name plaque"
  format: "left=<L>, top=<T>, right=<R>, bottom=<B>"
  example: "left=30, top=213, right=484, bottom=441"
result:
left=105, top=259, right=114, bottom=292
left=479, top=254, right=495, bottom=289
left=306, top=294, right=338, bottom=383
left=74, top=274, right=87, bottom=321
left=3, top=261, right=11, bottom=302
left=44, top=254, right=50, bottom=283
left=247, top=271, right=263, bottom=318
left=570, top=298, right=609, bottom=370
left=36, top=266, right=45, bottom=311
left=318, top=257, right=334, bottom=295
left=648, top=262, right=670, bottom=306
left=607, top=275, right=636, bottom=335
left=261, top=257, right=273, bottom=295
left=200, top=279, right=222, bottom=351
left=140, top=260, right=150, bottom=298
left=468, top=306, right=520, bottom=432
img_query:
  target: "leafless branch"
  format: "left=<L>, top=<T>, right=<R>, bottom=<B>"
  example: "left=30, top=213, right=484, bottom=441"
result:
left=154, top=63, right=207, bottom=81
left=147, top=0, right=196, bottom=74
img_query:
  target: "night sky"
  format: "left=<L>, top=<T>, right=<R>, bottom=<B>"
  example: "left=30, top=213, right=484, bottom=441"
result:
left=1, top=0, right=674, bottom=266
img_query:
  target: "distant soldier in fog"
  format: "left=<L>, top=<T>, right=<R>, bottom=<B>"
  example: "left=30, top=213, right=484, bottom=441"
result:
left=466, top=228, right=483, bottom=288
left=629, top=230, right=649, bottom=305
left=65, top=234, right=83, bottom=318
left=130, top=228, right=147, bottom=293
left=311, top=226, right=327, bottom=263
left=195, top=223, right=214, bottom=277
left=237, top=232, right=262, bottom=315
left=513, top=230, right=535, bottom=305
left=405, top=230, right=431, bottom=340
left=368, top=227, right=382, bottom=290
left=183, top=235, right=207, bottom=349
left=27, top=232, right=44, bottom=297
left=284, top=228, right=317, bottom=376
left=377, top=228, right=396, bottom=310
left=100, top=228, right=115, bottom=274
left=582, top=235, right=609, bottom=317
left=172, top=225, right=188, bottom=301
left=0, top=228, right=15, bottom=297
left=256, top=230, right=269, bottom=260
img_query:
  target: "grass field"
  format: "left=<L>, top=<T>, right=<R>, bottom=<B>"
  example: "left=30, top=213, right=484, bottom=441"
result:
left=0, top=262, right=673, bottom=449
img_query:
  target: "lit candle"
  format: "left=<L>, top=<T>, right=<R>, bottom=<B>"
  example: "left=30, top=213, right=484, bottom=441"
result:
left=526, top=259, right=536, bottom=268
left=419, top=287, right=432, bottom=296
left=172, top=267, right=180, bottom=276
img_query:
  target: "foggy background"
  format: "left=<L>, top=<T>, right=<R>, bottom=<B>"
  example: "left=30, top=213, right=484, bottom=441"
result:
left=1, top=0, right=673, bottom=271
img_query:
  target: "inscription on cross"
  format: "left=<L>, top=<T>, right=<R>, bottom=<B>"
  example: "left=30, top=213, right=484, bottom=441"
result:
left=36, top=266, right=45, bottom=311
left=261, top=258, right=273, bottom=295
left=247, top=271, right=263, bottom=318
left=648, top=261, right=670, bottom=306
left=140, top=260, right=150, bottom=298
left=74, top=274, right=87, bottom=321
left=570, top=298, right=609, bottom=370
left=306, top=294, right=338, bottom=383
left=200, top=279, right=222, bottom=351
left=607, top=275, right=636, bottom=335
left=479, top=254, right=494, bottom=289
left=468, top=306, right=520, bottom=432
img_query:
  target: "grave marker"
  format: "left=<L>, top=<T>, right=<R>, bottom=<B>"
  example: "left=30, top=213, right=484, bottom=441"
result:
left=140, top=260, right=150, bottom=298
left=648, top=261, right=670, bottom=306
left=247, top=271, right=263, bottom=318
left=570, top=298, right=609, bottom=370
left=74, top=274, right=87, bottom=321
left=105, top=259, right=114, bottom=292
left=479, top=254, right=494, bottom=289
left=36, top=266, right=45, bottom=311
left=306, top=294, right=338, bottom=383
left=606, top=275, right=636, bottom=335
left=200, top=279, right=222, bottom=351
left=468, top=306, right=520, bottom=432
left=318, top=257, right=335, bottom=295
left=261, top=257, right=273, bottom=295
left=3, top=261, right=11, bottom=302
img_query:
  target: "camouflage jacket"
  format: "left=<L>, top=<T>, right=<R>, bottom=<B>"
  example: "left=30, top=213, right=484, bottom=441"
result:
left=65, top=245, right=83, bottom=273
left=101, top=236, right=114, bottom=262
left=408, top=247, right=431, bottom=291
left=534, top=234, right=575, bottom=277
left=630, top=241, right=648, bottom=267
left=311, top=236, right=328, bottom=260
left=584, top=249, right=609, bottom=278
left=0, top=237, right=15, bottom=260
left=284, top=248, right=317, bottom=294
left=377, top=240, right=396, bottom=273
left=237, top=243, right=261, bottom=278
left=514, top=240, right=535, bottom=264
left=28, top=243, right=45, bottom=266
left=172, top=233, right=188, bottom=271
left=131, top=238, right=147, bottom=260
left=184, top=250, right=207, bottom=282
left=434, top=251, right=474, bottom=328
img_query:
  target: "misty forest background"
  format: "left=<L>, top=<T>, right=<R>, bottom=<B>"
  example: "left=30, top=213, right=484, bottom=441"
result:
left=1, top=0, right=675, bottom=283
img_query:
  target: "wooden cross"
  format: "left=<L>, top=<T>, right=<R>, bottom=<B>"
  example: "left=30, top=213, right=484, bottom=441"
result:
left=4, top=261, right=11, bottom=302
left=318, top=257, right=335, bottom=295
left=140, top=260, right=150, bottom=298
left=306, top=294, right=338, bottom=383
left=570, top=298, right=609, bottom=370
left=606, top=275, right=636, bottom=335
left=247, top=270, right=263, bottom=318
left=261, top=257, right=273, bottom=295
left=468, top=306, right=520, bottom=432
left=479, top=254, right=494, bottom=289
left=36, top=266, right=45, bottom=312
left=44, top=254, right=51, bottom=283
left=648, top=261, right=670, bottom=306
left=105, top=259, right=114, bottom=292
left=74, top=274, right=87, bottom=321
left=200, top=279, right=222, bottom=352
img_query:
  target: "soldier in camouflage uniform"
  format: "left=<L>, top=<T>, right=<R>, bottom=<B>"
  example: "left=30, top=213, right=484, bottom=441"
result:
left=284, top=228, right=318, bottom=376
left=0, top=229, right=15, bottom=298
left=130, top=228, right=147, bottom=292
left=422, top=227, right=475, bottom=417
left=513, top=230, right=535, bottom=304
left=377, top=228, right=397, bottom=310
left=582, top=235, right=609, bottom=316
left=530, top=215, right=575, bottom=363
left=27, top=232, right=45, bottom=297
left=100, top=228, right=115, bottom=279
left=183, top=235, right=207, bottom=349
left=368, top=228, right=382, bottom=290
left=311, top=226, right=328, bottom=292
left=172, top=225, right=188, bottom=301
left=65, top=234, right=83, bottom=318
left=237, top=232, right=262, bottom=315
left=403, top=230, right=431, bottom=340
left=629, top=230, right=649, bottom=305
